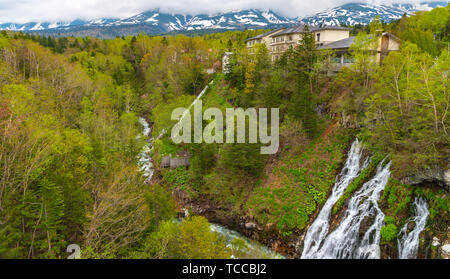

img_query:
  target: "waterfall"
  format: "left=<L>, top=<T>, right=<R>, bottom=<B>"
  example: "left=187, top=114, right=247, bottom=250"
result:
left=301, top=139, right=369, bottom=258
left=137, top=117, right=154, bottom=180
left=397, top=197, right=429, bottom=259
left=138, top=81, right=212, bottom=182
left=303, top=156, right=391, bottom=259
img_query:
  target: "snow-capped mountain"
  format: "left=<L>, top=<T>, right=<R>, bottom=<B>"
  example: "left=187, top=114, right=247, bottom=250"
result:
left=0, top=9, right=294, bottom=35
left=184, top=9, right=293, bottom=30
left=300, top=1, right=448, bottom=26
left=0, top=2, right=447, bottom=37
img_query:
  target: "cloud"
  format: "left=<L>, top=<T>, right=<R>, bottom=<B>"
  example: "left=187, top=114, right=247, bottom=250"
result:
left=0, top=0, right=442, bottom=23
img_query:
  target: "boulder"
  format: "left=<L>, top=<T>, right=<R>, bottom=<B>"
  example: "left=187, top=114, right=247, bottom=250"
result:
left=440, top=244, right=450, bottom=259
left=432, top=237, right=440, bottom=247
left=407, top=221, right=416, bottom=232
left=245, top=222, right=258, bottom=230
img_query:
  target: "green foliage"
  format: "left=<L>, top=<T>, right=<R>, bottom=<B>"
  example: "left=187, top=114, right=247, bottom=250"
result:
left=132, top=217, right=231, bottom=259
left=2, top=4, right=448, bottom=259
left=380, top=223, right=398, bottom=243
left=394, top=5, right=449, bottom=56
left=287, top=26, right=320, bottom=137
left=381, top=178, right=414, bottom=217
left=246, top=130, right=353, bottom=237
left=381, top=213, right=398, bottom=244
left=162, top=167, right=189, bottom=191
left=362, top=42, right=449, bottom=176
left=146, top=184, right=177, bottom=230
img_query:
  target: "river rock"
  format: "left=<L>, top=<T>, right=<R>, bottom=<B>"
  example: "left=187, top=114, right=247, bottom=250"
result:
left=245, top=222, right=257, bottom=230
left=407, top=221, right=416, bottom=232
left=182, top=208, right=189, bottom=218
left=440, top=244, right=450, bottom=259
left=432, top=237, right=440, bottom=247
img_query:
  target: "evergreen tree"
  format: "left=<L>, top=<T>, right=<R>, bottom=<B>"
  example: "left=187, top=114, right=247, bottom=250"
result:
left=288, top=26, right=319, bottom=137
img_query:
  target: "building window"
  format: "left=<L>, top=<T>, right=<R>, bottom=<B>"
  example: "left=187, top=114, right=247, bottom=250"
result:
left=331, top=55, right=341, bottom=63
left=316, top=33, right=320, bottom=42
left=343, top=55, right=355, bottom=64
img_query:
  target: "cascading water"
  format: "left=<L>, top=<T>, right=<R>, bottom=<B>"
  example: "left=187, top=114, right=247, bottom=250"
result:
left=301, top=139, right=369, bottom=258
left=397, top=197, right=429, bottom=259
left=137, top=117, right=153, bottom=180
left=137, top=81, right=212, bottom=182
left=304, top=157, right=391, bottom=259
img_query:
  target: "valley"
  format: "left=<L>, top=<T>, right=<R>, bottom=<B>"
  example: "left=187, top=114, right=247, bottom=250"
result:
left=0, top=2, right=448, bottom=260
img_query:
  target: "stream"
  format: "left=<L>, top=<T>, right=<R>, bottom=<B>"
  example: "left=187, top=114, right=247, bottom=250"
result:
left=138, top=81, right=212, bottom=182
left=138, top=85, right=428, bottom=259
left=138, top=82, right=283, bottom=259
left=210, top=223, right=285, bottom=259
left=397, top=197, right=429, bottom=259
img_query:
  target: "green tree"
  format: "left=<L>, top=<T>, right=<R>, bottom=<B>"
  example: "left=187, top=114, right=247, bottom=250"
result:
left=288, top=26, right=319, bottom=137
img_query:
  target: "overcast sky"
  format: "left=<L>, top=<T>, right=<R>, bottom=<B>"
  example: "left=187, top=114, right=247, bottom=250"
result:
left=0, top=0, right=442, bottom=23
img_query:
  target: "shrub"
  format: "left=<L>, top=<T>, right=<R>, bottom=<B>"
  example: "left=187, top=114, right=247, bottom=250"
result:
left=380, top=223, right=398, bottom=242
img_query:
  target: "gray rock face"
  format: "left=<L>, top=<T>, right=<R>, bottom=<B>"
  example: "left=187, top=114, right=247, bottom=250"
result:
left=402, top=164, right=450, bottom=192
left=444, top=169, right=450, bottom=187
left=339, top=112, right=357, bottom=129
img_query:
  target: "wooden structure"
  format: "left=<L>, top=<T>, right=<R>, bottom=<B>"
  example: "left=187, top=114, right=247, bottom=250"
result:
left=161, top=155, right=190, bottom=169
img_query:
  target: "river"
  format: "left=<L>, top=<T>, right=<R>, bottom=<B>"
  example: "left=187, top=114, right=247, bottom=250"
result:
left=138, top=83, right=428, bottom=259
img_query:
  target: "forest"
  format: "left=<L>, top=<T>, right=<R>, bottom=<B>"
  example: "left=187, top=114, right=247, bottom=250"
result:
left=0, top=4, right=448, bottom=259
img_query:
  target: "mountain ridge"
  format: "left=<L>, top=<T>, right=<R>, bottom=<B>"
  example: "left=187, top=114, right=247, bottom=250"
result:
left=0, top=2, right=447, bottom=38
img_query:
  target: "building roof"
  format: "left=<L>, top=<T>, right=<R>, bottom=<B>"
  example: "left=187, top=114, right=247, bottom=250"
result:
left=270, top=25, right=352, bottom=37
left=318, top=32, right=400, bottom=50
left=244, top=28, right=285, bottom=42
left=271, top=25, right=306, bottom=36
left=382, top=32, right=401, bottom=42
left=314, top=26, right=353, bottom=32
left=317, top=36, right=356, bottom=50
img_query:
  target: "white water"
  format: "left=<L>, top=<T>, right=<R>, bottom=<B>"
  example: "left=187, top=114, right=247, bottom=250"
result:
left=301, top=139, right=369, bottom=258
left=173, top=217, right=284, bottom=259
left=397, top=197, right=429, bottom=259
left=210, top=223, right=285, bottom=259
left=137, top=82, right=212, bottom=182
left=304, top=158, right=391, bottom=259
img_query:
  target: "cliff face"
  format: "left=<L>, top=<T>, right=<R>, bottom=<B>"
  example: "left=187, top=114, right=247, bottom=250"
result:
left=402, top=164, right=450, bottom=192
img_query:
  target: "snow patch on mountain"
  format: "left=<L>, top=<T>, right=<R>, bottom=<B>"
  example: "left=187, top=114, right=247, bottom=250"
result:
left=299, top=1, right=448, bottom=26
left=0, top=2, right=447, bottom=35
